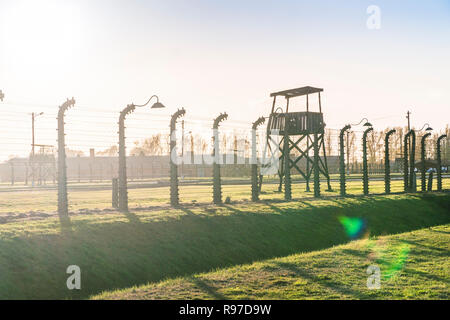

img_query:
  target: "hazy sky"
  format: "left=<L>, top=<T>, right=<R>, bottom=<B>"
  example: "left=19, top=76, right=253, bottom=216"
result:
left=0, top=0, right=449, bottom=159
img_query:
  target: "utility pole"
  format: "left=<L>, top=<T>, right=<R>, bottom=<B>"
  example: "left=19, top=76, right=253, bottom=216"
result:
left=30, top=112, right=44, bottom=186
left=346, top=131, right=350, bottom=175
left=32, top=113, right=35, bottom=156
left=190, top=131, right=194, bottom=164
left=31, top=112, right=44, bottom=156
left=407, top=110, right=412, bottom=157
left=406, top=110, right=413, bottom=187
left=181, top=120, right=185, bottom=156
left=181, top=119, right=185, bottom=178
left=406, top=111, right=411, bottom=131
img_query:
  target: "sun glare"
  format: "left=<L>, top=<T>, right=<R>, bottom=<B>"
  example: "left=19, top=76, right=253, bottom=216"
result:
left=2, top=0, right=84, bottom=78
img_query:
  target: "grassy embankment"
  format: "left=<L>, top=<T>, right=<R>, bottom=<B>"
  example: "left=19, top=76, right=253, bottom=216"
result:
left=0, top=191, right=448, bottom=299
left=96, top=224, right=450, bottom=300
left=1, top=177, right=448, bottom=215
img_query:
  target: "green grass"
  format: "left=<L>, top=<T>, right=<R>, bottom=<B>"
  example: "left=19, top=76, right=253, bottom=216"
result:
left=0, top=177, right=448, bottom=214
left=96, top=224, right=450, bottom=300
left=0, top=192, right=448, bottom=299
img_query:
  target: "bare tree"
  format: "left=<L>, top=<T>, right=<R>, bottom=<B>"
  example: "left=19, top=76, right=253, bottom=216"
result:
left=130, top=134, right=165, bottom=156
left=66, top=148, right=85, bottom=157
left=97, top=145, right=118, bottom=156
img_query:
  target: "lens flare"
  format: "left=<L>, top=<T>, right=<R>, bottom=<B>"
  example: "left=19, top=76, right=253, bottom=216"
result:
left=384, top=244, right=410, bottom=279
left=338, top=216, right=366, bottom=239
left=366, top=239, right=410, bottom=280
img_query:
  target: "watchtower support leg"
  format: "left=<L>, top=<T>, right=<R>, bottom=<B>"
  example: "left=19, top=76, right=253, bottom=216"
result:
left=284, top=133, right=292, bottom=201
left=306, top=137, right=311, bottom=192
left=313, top=133, right=321, bottom=198
left=321, top=132, right=332, bottom=191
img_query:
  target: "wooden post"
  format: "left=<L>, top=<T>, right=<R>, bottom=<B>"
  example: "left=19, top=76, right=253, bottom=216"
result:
left=313, top=133, right=320, bottom=198
left=284, top=117, right=292, bottom=200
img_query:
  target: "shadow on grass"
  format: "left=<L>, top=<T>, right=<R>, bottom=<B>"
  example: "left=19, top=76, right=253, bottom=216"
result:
left=0, top=194, right=449, bottom=299
left=269, top=260, right=373, bottom=299
left=402, top=267, right=450, bottom=285
left=189, top=277, right=227, bottom=300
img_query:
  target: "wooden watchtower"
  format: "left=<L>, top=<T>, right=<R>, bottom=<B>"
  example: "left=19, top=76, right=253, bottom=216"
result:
left=265, top=86, right=332, bottom=193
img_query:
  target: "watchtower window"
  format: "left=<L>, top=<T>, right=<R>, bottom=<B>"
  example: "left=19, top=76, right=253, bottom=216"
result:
left=268, top=86, right=325, bottom=135
left=269, top=112, right=325, bottom=135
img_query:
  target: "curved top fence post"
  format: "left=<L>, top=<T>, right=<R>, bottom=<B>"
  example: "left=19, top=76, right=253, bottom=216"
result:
left=212, top=113, right=228, bottom=205
left=251, top=117, right=266, bottom=164
left=384, top=129, right=396, bottom=194
left=57, top=97, right=76, bottom=227
left=252, top=117, right=266, bottom=130
left=362, top=126, right=374, bottom=195
left=339, top=125, right=351, bottom=196
left=213, top=113, right=228, bottom=129
left=117, top=104, right=137, bottom=212
left=251, top=117, right=266, bottom=202
left=437, top=134, right=447, bottom=191
left=213, top=112, right=228, bottom=159
left=170, top=108, right=186, bottom=207
left=420, top=132, right=432, bottom=191
left=404, top=130, right=416, bottom=192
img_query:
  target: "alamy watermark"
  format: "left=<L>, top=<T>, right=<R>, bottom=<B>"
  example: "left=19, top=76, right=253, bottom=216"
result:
left=66, top=265, right=81, bottom=290
left=366, top=265, right=381, bottom=289
left=367, top=5, right=381, bottom=30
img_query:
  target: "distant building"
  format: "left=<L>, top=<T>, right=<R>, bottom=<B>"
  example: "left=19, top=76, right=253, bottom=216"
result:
left=0, top=153, right=256, bottom=184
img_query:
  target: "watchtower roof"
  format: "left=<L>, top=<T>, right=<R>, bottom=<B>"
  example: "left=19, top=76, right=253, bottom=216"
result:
left=270, top=86, right=323, bottom=98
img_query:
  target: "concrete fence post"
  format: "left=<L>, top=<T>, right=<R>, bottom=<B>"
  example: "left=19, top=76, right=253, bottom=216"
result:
left=437, top=134, right=447, bottom=191
left=57, top=98, right=75, bottom=227
left=384, top=129, right=396, bottom=194
left=170, top=108, right=186, bottom=206
left=421, top=133, right=431, bottom=192
left=118, top=104, right=136, bottom=212
left=251, top=117, right=265, bottom=202
left=213, top=113, right=228, bottom=204
left=339, top=125, right=351, bottom=196
left=362, top=127, right=374, bottom=195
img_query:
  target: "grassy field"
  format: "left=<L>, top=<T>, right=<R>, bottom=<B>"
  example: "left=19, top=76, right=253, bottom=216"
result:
left=0, top=191, right=448, bottom=299
left=96, top=224, right=450, bottom=300
left=0, top=176, right=448, bottom=215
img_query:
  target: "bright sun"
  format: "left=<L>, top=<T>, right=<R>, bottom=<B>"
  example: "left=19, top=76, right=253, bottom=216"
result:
left=2, top=0, right=84, bottom=78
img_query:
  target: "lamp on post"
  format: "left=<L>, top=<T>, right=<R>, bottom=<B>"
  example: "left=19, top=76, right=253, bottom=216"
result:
left=419, top=123, right=433, bottom=132
left=351, top=118, right=373, bottom=128
left=118, top=95, right=166, bottom=212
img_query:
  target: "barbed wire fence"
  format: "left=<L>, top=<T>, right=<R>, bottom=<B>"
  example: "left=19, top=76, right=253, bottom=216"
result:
left=0, top=97, right=449, bottom=219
